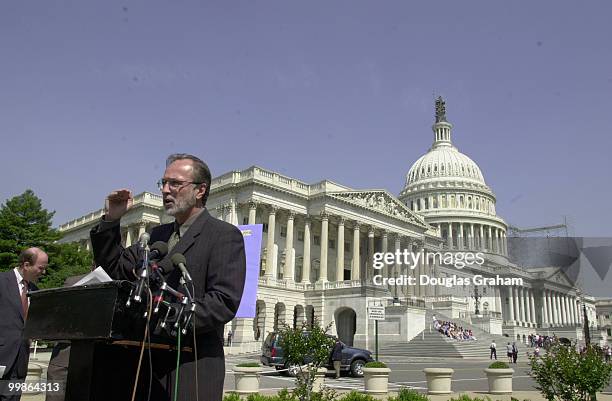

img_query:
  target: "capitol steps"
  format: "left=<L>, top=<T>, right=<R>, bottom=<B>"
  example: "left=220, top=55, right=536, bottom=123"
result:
left=378, top=309, right=510, bottom=359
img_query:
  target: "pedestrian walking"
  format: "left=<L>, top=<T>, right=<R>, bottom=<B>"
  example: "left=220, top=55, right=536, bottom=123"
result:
left=506, top=342, right=512, bottom=363
left=512, top=342, right=519, bottom=364
left=490, top=341, right=497, bottom=360
left=331, top=339, right=344, bottom=379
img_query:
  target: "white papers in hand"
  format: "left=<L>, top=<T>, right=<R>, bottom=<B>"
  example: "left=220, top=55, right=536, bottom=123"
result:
left=72, top=266, right=113, bottom=286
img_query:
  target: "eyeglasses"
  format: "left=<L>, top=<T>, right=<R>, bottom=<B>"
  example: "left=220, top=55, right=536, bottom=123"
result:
left=157, top=179, right=202, bottom=191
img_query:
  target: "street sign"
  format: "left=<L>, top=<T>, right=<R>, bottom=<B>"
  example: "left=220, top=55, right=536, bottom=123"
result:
left=367, top=305, right=385, bottom=320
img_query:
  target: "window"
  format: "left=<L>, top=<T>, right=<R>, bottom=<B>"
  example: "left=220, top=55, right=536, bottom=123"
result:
left=314, top=235, right=320, bottom=246
left=280, top=225, right=287, bottom=238
left=345, top=242, right=351, bottom=252
left=262, top=223, right=268, bottom=233
left=242, top=217, right=248, bottom=225
left=329, top=239, right=335, bottom=249
left=298, top=231, right=304, bottom=242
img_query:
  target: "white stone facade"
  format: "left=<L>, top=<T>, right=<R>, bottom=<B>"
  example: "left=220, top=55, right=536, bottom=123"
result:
left=58, top=98, right=597, bottom=351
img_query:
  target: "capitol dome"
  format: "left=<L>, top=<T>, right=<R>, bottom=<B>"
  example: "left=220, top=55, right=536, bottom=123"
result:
left=398, top=97, right=508, bottom=258
left=406, top=145, right=486, bottom=187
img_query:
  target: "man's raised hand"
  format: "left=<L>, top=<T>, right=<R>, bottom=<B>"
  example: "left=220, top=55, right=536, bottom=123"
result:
left=104, top=189, right=133, bottom=221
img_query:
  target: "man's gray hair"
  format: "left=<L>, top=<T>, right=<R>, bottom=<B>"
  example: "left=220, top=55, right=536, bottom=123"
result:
left=166, top=153, right=212, bottom=206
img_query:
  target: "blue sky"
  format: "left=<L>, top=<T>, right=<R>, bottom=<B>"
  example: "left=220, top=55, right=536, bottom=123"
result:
left=1, top=1, right=611, bottom=236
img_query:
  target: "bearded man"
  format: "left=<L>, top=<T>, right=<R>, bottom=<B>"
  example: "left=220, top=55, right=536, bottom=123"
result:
left=89, top=153, right=246, bottom=401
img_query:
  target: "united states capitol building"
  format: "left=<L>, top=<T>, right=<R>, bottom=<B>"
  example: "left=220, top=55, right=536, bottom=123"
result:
left=58, top=98, right=601, bottom=351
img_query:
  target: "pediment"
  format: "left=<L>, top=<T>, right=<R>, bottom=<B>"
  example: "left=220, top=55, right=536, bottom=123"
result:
left=547, top=268, right=575, bottom=288
left=327, top=190, right=427, bottom=227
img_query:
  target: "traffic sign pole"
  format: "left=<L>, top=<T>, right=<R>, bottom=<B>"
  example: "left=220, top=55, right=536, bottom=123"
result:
left=375, top=319, right=379, bottom=361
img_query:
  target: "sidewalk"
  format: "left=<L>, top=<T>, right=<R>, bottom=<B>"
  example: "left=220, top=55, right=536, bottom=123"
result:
left=20, top=389, right=612, bottom=401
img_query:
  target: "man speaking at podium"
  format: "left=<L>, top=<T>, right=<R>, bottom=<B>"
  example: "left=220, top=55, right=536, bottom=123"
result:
left=90, top=154, right=246, bottom=401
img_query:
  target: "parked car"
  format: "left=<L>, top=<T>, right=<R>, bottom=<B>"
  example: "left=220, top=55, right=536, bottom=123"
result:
left=260, top=332, right=374, bottom=377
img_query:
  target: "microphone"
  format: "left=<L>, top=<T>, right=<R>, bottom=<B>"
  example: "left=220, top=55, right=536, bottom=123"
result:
left=139, top=232, right=150, bottom=248
left=171, top=253, right=192, bottom=282
left=149, top=241, right=168, bottom=261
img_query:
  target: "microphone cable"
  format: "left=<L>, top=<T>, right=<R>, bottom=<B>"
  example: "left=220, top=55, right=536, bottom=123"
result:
left=130, top=285, right=153, bottom=401
left=173, top=323, right=182, bottom=401
left=189, top=281, right=199, bottom=401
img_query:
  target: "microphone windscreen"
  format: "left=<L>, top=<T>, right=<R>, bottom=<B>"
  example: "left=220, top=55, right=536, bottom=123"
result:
left=171, top=253, right=187, bottom=267
left=139, top=232, right=150, bottom=246
left=150, top=241, right=168, bottom=257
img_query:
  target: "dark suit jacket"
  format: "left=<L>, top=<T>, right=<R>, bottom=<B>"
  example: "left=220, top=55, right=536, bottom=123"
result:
left=90, top=208, right=246, bottom=400
left=0, top=270, right=38, bottom=380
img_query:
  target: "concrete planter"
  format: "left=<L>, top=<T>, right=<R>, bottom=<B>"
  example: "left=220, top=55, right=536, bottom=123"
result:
left=363, top=367, right=391, bottom=394
left=423, top=368, right=454, bottom=395
left=233, top=366, right=262, bottom=394
left=484, top=368, right=514, bottom=394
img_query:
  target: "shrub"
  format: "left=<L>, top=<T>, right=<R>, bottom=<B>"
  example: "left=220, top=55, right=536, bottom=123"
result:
left=223, top=393, right=242, bottom=401
left=277, top=318, right=335, bottom=401
left=364, top=361, right=388, bottom=368
left=388, top=388, right=430, bottom=401
left=236, top=362, right=261, bottom=368
left=277, top=388, right=298, bottom=401
left=528, top=341, right=612, bottom=401
left=245, top=394, right=278, bottom=401
left=449, top=395, right=491, bottom=401
left=337, top=391, right=376, bottom=401
left=488, top=361, right=510, bottom=369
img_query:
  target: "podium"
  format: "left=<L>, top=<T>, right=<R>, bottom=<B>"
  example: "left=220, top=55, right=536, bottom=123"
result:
left=24, top=281, right=186, bottom=401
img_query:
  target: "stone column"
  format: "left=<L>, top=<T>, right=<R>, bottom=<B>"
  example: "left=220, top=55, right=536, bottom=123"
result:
left=458, top=223, right=464, bottom=250
left=529, top=288, right=538, bottom=327
left=336, top=217, right=345, bottom=282
left=284, top=211, right=295, bottom=282
left=479, top=225, right=484, bottom=251
left=352, top=223, right=361, bottom=280
left=502, top=231, right=507, bottom=255
left=230, top=199, right=238, bottom=225
left=319, top=212, right=329, bottom=282
left=265, top=206, right=278, bottom=278
left=302, top=218, right=311, bottom=283
left=542, top=290, right=549, bottom=326
left=525, top=288, right=532, bottom=325
left=547, top=290, right=555, bottom=325
left=394, top=235, right=402, bottom=297
left=507, top=287, right=515, bottom=323
left=125, top=227, right=133, bottom=247
left=469, top=224, right=475, bottom=250
left=561, top=295, right=567, bottom=326
left=381, top=230, right=389, bottom=284
left=248, top=200, right=257, bottom=225
left=495, top=287, right=502, bottom=314
left=487, top=226, right=493, bottom=252
left=519, top=287, right=526, bottom=325
left=417, top=243, right=425, bottom=297
left=447, top=222, right=453, bottom=249
left=571, top=297, right=577, bottom=325
left=367, top=227, right=375, bottom=280
left=554, top=292, right=561, bottom=326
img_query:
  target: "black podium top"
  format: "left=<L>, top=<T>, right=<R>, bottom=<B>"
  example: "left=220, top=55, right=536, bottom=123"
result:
left=24, top=280, right=147, bottom=342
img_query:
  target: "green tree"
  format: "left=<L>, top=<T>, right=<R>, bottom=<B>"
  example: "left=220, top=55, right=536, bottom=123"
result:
left=529, top=341, right=612, bottom=401
left=0, top=190, right=92, bottom=287
left=277, top=318, right=335, bottom=401
left=0, top=190, right=60, bottom=268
